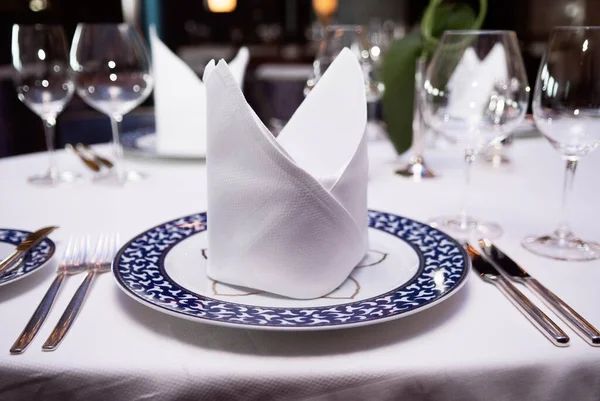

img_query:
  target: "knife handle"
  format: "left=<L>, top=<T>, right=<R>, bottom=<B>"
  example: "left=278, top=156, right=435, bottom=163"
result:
left=524, top=278, right=600, bottom=346
left=10, top=273, right=65, bottom=354
left=0, top=250, right=23, bottom=275
left=492, top=275, right=569, bottom=347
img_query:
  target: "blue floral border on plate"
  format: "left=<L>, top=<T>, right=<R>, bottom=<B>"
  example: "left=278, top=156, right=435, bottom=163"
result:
left=113, top=210, right=469, bottom=329
left=0, top=229, right=56, bottom=285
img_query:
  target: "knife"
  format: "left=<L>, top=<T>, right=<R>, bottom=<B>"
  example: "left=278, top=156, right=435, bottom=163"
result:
left=479, top=238, right=600, bottom=346
left=76, top=143, right=114, bottom=169
left=66, top=144, right=100, bottom=172
left=466, top=243, right=569, bottom=347
left=0, top=226, right=58, bottom=277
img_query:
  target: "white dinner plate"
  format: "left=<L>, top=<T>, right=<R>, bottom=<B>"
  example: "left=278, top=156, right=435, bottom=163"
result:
left=113, top=210, right=469, bottom=331
left=0, top=229, right=56, bottom=287
left=121, top=128, right=206, bottom=160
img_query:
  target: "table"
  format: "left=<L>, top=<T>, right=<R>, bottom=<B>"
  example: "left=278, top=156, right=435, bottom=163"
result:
left=1, top=137, right=599, bottom=400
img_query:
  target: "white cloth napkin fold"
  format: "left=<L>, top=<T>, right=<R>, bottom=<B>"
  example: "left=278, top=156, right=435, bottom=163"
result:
left=446, top=42, right=508, bottom=119
left=203, top=48, right=368, bottom=299
left=149, top=27, right=249, bottom=157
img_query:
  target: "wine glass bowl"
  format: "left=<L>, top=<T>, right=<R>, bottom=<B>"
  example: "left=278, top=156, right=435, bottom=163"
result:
left=70, top=23, right=153, bottom=185
left=523, top=26, right=600, bottom=261
left=12, top=24, right=77, bottom=185
left=422, top=31, right=529, bottom=151
left=305, top=25, right=384, bottom=101
left=421, top=30, right=530, bottom=239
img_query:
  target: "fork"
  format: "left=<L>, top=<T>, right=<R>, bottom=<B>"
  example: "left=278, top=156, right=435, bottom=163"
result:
left=10, top=236, right=89, bottom=354
left=42, top=233, right=119, bottom=351
left=66, top=144, right=101, bottom=172
left=76, top=143, right=114, bottom=169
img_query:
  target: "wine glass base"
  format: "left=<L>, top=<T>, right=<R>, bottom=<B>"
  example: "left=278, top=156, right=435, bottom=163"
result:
left=395, top=158, right=436, bottom=180
left=522, top=233, right=600, bottom=261
left=93, top=169, right=146, bottom=186
left=28, top=171, right=80, bottom=186
left=428, top=215, right=503, bottom=241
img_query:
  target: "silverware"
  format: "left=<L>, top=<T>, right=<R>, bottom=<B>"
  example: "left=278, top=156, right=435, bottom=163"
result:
left=0, top=226, right=57, bottom=278
left=76, top=143, right=114, bottom=169
left=466, top=243, right=569, bottom=347
left=10, top=236, right=89, bottom=354
left=479, top=238, right=600, bottom=346
left=42, top=233, right=119, bottom=351
left=66, top=143, right=101, bottom=172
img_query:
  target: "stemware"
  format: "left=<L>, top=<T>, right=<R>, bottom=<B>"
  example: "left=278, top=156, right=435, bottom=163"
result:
left=304, top=25, right=385, bottom=140
left=421, top=30, right=530, bottom=239
left=11, top=24, right=76, bottom=185
left=522, top=26, right=600, bottom=261
left=395, top=56, right=436, bottom=180
left=70, top=23, right=153, bottom=185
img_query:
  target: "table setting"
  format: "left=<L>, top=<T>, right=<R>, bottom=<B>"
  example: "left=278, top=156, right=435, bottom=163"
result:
left=2, top=7, right=600, bottom=401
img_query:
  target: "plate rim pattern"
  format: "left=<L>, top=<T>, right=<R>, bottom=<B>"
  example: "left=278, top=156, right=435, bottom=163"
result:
left=0, top=228, right=56, bottom=286
left=112, top=210, right=470, bottom=330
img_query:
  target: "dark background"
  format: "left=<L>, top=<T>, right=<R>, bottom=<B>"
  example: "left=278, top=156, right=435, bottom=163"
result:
left=1, top=0, right=599, bottom=158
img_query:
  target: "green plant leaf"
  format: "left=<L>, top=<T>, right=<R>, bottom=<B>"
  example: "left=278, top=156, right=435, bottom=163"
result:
left=381, top=33, right=424, bottom=155
left=382, top=0, right=487, bottom=156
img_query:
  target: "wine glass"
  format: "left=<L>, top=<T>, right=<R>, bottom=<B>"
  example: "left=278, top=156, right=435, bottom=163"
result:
left=11, top=24, right=76, bottom=185
left=70, top=23, right=153, bottom=185
left=522, top=26, right=600, bottom=261
left=421, top=30, right=530, bottom=239
left=304, top=25, right=385, bottom=140
left=395, top=56, right=437, bottom=180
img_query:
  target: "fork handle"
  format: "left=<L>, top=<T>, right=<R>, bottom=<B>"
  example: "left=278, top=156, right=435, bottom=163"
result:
left=42, top=270, right=95, bottom=351
left=524, top=278, right=600, bottom=346
left=10, top=273, right=65, bottom=354
left=492, top=275, right=570, bottom=347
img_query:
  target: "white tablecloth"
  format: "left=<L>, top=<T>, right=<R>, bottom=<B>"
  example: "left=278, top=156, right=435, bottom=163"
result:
left=1, top=137, right=599, bottom=401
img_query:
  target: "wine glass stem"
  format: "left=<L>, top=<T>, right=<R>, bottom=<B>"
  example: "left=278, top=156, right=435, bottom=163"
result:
left=460, top=150, right=476, bottom=229
left=556, top=158, right=578, bottom=239
left=110, top=115, right=125, bottom=181
left=43, top=116, right=58, bottom=181
left=412, top=57, right=427, bottom=159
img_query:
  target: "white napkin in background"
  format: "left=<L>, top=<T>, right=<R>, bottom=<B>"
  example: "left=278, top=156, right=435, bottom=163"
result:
left=446, top=42, right=508, bottom=119
left=203, top=48, right=368, bottom=299
left=149, top=27, right=249, bottom=157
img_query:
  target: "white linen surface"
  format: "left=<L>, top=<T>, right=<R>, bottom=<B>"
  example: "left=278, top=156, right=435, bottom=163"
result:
left=0, top=138, right=599, bottom=400
left=150, top=27, right=249, bottom=157
left=203, top=48, right=368, bottom=299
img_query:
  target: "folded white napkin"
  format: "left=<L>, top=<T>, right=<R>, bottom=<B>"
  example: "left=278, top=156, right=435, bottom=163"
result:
left=446, top=42, right=508, bottom=119
left=203, top=48, right=369, bottom=299
left=149, top=27, right=249, bottom=157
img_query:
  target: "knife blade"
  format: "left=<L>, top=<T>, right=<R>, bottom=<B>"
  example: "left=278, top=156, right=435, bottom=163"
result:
left=466, top=243, right=569, bottom=347
left=0, top=226, right=58, bottom=277
left=479, top=238, right=600, bottom=346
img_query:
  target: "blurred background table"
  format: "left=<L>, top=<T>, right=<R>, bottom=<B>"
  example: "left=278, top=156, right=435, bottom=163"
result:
left=0, top=137, right=599, bottom=400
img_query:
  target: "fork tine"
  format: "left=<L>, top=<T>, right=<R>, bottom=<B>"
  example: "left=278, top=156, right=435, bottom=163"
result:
left=101, top=233, right=113, bottom=263
left=92, top=233, right=105, bottom=265
left=112, top=233, right=120, bottom=260
left=59, top=236, right=75, bottom=268
left=69, top=236, right=81, bottom=267
left=78, top=236, right=88, bottom=266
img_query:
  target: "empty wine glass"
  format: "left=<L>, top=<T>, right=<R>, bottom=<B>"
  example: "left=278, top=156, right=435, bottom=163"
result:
left=304, top=25, right=385, bottom=140
left=395, top=56, right=436, bottom=180
left=522, top=26, right=600, bottom=261
left=12, top=24, right=76, bottom=185
left=421, top=30, right=530, bottom=239
left=70, top=23, right=153, bottom=185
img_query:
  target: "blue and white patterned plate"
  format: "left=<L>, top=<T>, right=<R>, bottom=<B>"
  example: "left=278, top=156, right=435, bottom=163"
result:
left=0, top=229, right=56, bottom=287
left=121, top=128, right=205, bottom=160
left=113, top=210, right=469, bottom=331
